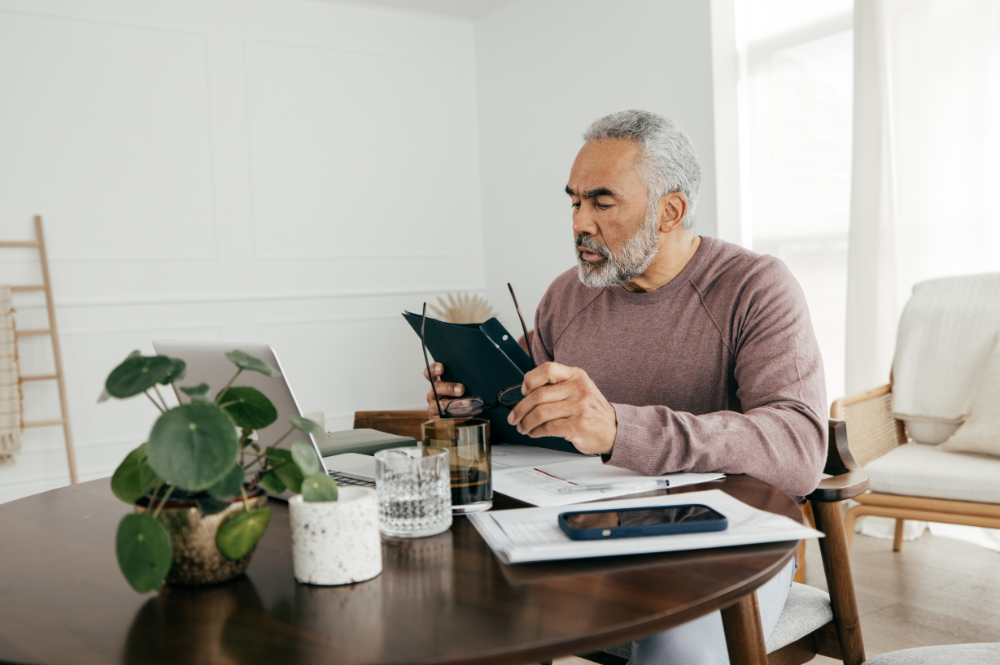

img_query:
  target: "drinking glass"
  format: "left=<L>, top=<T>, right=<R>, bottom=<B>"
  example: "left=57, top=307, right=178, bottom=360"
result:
left=374, top=447, right=452, bottom=538
left=421, top=418, right=492, bottom=514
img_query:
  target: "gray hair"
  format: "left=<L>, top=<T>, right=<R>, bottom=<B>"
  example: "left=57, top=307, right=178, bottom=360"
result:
left=583, top=110, right=701, bottom=229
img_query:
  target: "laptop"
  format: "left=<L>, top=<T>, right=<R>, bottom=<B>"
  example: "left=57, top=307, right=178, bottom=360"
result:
left=151, top=340, right=379, bottom=493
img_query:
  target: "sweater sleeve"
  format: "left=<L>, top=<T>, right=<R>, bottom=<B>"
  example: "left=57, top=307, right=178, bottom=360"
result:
left=605, top=260, right=828, bottom=499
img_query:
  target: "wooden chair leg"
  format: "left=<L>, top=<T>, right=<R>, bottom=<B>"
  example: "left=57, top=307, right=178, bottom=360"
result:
left=812, top=502, right=866, bottom=665
left=844, top=505, right=860, bottom=550
left=721, top=592, right=767, bottom=665
left=893, top=518, right=905, bottom=552
left=794, top=503, right=815, bottom=583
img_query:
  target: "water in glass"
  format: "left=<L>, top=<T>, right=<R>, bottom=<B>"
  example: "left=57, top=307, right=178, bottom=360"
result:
left=375, top=447, right=452, bottom=538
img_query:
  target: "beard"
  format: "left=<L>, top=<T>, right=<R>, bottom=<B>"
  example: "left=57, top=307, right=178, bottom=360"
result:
left=576, top=205, right=659, bottom=288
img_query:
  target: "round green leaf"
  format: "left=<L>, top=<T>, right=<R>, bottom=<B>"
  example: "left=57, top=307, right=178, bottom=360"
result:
left=291, top=440, right=320, bottom=476
left=266, top=448, right=303, bottom=494
left=217, top=387, right=277, bottom=430
left=116, top=513, right=173, bottom=593
left=159, top=358, right=187, bottom=385
left=224, top=350, right=281, bottom=378
left=147, top=403, right=240, bottom=492
left=105, top=356, right=174, bottom=399
left=216, top=507, right=271, bottom=560
left=206, top=463, right=245, bottom=499
left=290, top=414, right=325, bottom=438
left=180, top=383, right=211, bottom=402
left=111, top=443, right=160, bottom=504
left=301, top=473, right=339, bottom=503
left=259, top=471, right=287, bottom=494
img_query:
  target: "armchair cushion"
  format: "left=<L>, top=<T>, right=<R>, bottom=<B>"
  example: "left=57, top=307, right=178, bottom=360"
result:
left=866, top=443, right=1000, bottom=504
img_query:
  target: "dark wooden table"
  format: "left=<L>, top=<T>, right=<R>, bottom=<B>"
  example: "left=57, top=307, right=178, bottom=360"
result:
left=0, top=476, right=800, bottom=665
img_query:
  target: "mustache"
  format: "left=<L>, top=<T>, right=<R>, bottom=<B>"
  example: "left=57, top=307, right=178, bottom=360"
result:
left=575, top=235, right=611, bottom=260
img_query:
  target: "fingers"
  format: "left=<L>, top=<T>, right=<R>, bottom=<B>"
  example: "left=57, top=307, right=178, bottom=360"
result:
left=522, top=416, right=573, bottom=441
left=423, top=362, right=447, bottom=382
left=516, top=400, right=575, bottom=436
left=507, top=382, right=574, bottom=427
left=522, top=362, right=576, bottom=394
left=423, top=363, right=464, bottom=397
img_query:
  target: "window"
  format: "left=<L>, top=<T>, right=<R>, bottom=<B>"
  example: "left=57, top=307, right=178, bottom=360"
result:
left=738, top=0, right=854, bottom=403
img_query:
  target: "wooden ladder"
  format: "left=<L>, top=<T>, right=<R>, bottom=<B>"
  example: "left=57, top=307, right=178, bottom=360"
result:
left=1, top=216, right=78, bottom=484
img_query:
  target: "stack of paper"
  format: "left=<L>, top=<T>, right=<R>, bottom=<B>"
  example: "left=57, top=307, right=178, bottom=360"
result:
left=491, top=444, right=724, bottom=507
left=468, top=489, right=822, bottom=564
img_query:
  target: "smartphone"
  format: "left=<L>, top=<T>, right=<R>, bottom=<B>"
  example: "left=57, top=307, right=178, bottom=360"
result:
left=558, top=504, right=728, bottom=540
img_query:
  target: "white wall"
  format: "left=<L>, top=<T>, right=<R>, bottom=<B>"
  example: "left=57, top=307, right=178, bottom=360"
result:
left=475, top=0, right=723, bottom=322
left=0, top=0, right=484, bottom=502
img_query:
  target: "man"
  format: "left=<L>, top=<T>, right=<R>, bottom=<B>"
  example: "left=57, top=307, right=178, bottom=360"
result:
left=425, top=110, right=827, bottom=664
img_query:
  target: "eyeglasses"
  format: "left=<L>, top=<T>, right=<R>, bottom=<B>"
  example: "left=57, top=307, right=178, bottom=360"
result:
left=422, top=283, right=535, bottom=419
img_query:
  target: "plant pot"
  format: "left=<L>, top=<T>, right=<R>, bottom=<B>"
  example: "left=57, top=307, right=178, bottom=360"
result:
left=134, top=487, right=268, bottom=587
left=289, top=487, right=382, bottom=585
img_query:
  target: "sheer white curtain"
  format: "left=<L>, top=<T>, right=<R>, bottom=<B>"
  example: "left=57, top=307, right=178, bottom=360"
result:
left=846, top=0, right=1000, bottom=395
left=848, top=0, right=1000, bottom=549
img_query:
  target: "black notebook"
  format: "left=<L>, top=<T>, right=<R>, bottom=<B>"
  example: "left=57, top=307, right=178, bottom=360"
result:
left=402, top=312, right=579, bottom=454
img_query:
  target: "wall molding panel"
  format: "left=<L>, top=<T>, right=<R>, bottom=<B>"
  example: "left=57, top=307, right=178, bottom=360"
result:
left=0, top=7, right=219, bottom=262
left=243, top=37, right=460, bottom=261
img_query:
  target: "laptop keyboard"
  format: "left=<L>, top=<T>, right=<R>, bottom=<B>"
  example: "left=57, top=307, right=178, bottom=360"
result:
left=329, top=471, right=375, bottom=488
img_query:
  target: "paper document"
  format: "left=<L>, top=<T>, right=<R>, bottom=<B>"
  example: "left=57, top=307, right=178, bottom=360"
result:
left=468, top=489, right=822, bottom=564
left=491, top=444, right=583, bottom=470
left=491, top=449, right=723, bottom=507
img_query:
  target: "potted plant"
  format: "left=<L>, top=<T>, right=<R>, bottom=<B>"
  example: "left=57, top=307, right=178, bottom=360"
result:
left=286, top=440, right=382, bottom=585
left=102, top=349, right=331, bottom=592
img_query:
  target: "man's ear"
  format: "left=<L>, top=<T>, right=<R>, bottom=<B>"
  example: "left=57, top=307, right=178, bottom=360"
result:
left=656, top=192, right=688, bottom=233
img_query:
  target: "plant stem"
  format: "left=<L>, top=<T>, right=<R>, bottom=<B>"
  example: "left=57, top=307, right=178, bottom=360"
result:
left=240, top=485, right=249, bottom=512
left=270, top=426, right=295, bottom=450
left=146, top=479, right=164, bottom=514
left=151, top=484, right=175, bottom=520
left=243, top=452, right=284, bottom=472
left=152, top=384, right=170, bottom=411
left=215, top=368, right=243, bottom=405
left=144, top=391, right=165, bottom=413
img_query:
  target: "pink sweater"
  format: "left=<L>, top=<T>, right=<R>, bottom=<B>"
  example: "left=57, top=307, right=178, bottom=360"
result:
left=532, top=236, right=827, bottom=499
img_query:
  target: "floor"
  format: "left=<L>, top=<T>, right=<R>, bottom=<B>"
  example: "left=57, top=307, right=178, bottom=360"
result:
left=803, top=529, right=1000, bottom=663
left=555, top=529, right=1000, bottom=665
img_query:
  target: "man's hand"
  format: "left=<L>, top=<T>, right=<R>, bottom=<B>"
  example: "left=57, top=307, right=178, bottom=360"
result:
left=423, top=363, right=466, bottom=420
left=506, top=362, right=617, bottom=455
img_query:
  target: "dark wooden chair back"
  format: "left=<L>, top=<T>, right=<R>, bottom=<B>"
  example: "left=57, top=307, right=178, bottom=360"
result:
left=353, top=410, right=426, bottom=441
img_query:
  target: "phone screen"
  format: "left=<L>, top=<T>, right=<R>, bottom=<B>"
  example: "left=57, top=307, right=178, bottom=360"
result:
left=563, top=504, right=726, bottom=530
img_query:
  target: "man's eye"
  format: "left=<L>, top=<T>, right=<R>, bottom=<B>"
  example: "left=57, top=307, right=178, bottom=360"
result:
left=596, top=203, right=612, bottom=210
left=571, top=201, right=581, bottom=209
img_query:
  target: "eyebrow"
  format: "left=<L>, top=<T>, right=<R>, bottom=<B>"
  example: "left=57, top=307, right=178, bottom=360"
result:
left=565, top=185, right=617, bottom=198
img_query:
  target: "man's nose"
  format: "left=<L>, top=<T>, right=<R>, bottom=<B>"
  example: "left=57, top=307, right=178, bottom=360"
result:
left=573, top=207, right=598, bottom=237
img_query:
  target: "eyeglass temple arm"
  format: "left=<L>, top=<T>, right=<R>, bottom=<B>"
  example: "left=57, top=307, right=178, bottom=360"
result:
left=508, top=283, right=536, bottom=367
left=422, top=303, right=445, bottom=419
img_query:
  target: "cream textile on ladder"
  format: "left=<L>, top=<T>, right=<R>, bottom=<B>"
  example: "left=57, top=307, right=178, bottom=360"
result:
left=0, top=286, right=22, bottom=465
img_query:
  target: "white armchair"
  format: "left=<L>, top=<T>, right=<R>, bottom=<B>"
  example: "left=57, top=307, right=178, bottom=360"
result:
left=835, top=273, right=1000, bottom=551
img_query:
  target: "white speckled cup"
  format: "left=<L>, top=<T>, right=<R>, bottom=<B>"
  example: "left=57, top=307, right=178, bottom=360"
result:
left=289, top=487, right=382, bottom=586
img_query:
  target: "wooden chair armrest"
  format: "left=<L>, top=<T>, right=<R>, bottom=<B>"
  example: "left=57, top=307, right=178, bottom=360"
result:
left=809, top=470, right=870, bottom=503
left=830, top=383, right=892, bottom=419
left=808, top=420, right=869, bottom=503
left=830, top=385, right=905, bottom=467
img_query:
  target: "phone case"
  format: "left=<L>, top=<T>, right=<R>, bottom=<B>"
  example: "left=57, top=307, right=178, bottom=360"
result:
left=557, top=504, right=728, bottom=540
